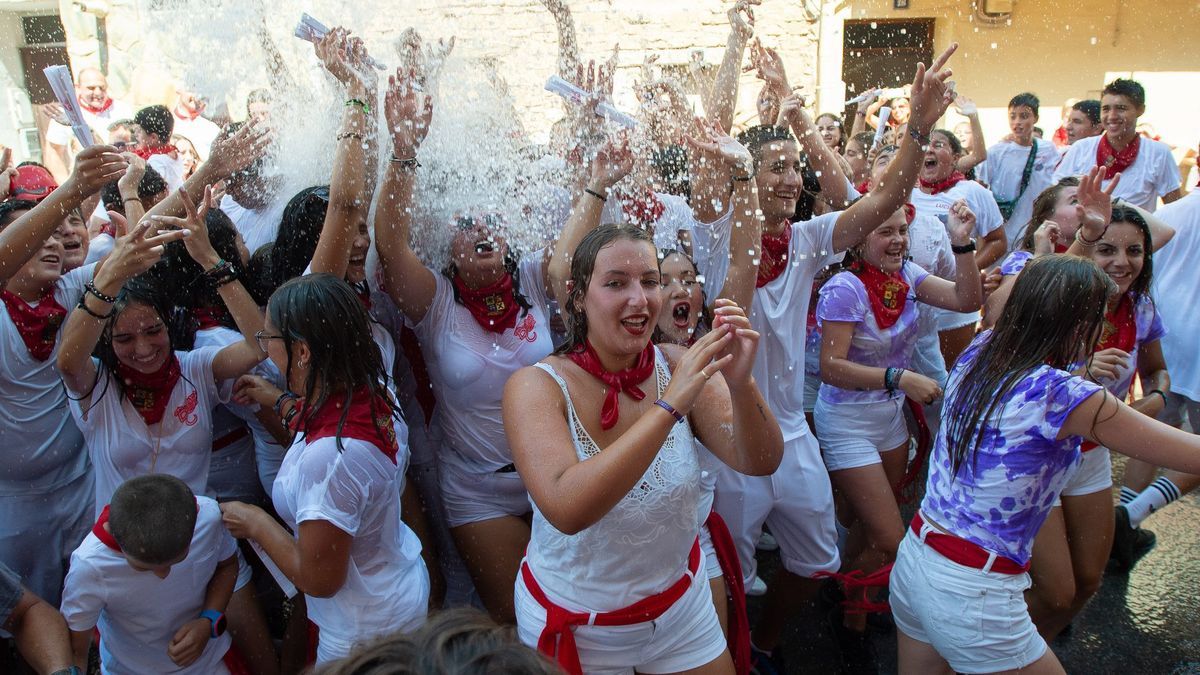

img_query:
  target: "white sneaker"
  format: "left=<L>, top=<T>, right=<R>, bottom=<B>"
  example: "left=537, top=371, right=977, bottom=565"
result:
left=756, top=531, right=779, bottom=552
left=747, top=576, right=768, bottom=596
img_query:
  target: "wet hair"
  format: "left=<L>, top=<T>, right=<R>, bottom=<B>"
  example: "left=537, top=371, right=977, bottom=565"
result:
left=554, top=223, right=657, bottom=356
left=930, top=129, right=963, bottom=156
left=134, top=105, right=174, bottom=142
left=1073, top=100, right=1101, bottom=125
left=1008, top=92, right=1040, bottom=116
left=1103, top=204, right=1154, bottom=301
left=109, top=475, right=197, bottom=565
left=441, top=216, right=532, bottom=319
left=736, top=124, right=796, bottom=172
left=100, top=165, right=167, bottom=214
left=815, top=113, right=846, bottom=152
left=268, top=274, right=401, bottom=450
left=0, top=199, right=37, bottom=230
left=1017, top=177, right=1082, bottom=252
left=848, top=131, right=875, bottom=153
left=157, top=209, right=247, bottom=342
left=945, top=255, right=1116, bottom=475
left=267, top=185, right=330, bottom=293
left=1103, top=78, right=1145, bottom=108
left=247, top=88, right=271, bottom=110
left=652, top=248, right=711, bottom=345
left=311, top=608, right=558, bottom=675
left=244, top=241, right=275, bottom=306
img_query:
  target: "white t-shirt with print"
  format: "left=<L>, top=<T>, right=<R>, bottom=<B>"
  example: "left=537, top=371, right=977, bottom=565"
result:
left=60, top=497, right=236, bottom=675
left=68, top=348, right=223, bottom=514
left=909, top=179, right=1005, bottom=242
left=1150, top=190, right=1200, bottom=400
left=978, top=139, right=1061, bottom=247
left=1054, top=135, right=1181, bottom=211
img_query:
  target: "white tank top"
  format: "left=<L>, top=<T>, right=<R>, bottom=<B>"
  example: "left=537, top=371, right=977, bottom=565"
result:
left=527, top=348, right=702, bottom=611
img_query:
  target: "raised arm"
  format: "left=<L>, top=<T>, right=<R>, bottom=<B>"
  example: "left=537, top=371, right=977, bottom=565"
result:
left=0, top=145, right=126, bottom=287
left=540, top=0, right=581, bottom=82
left=374, top=67, right=437, bottom=323
left=309, top=29, right=379, bottom=279
left=778, top=94, right=850, bottom=210
left=1065, top=166, right=1120, bottom=257
left=703, top=0, right=759, bottom=131
left=831, top=44, right=958, bottom=252
left=913, top=200, right=982, bottom=312
left=954, top=95, right=987, bottom=173
left=114, top=153, right=147, bottom=230
left=1065, top=390, right=1200, bottom=475
left=142, top=122, right=271, bottom=223
left=548, top=138, right=634, bottom=310
left=849, top=88, right=880, bottom=137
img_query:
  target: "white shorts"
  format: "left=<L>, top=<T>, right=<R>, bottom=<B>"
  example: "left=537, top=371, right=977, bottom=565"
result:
left=803, top=369, right=821, bottom=414
left=1061, top=447, right=1112, bottom=497
left=439, top=457, right=532, bottom=528
left=814, top=397, right=910, bottom=472
left=514, top=562, right=727, bottom=674
left=890, top=529, right=1046, bottom=674
left=712, top=432, right=840, bottom=583
left=932, top=307, right=981, bottom=332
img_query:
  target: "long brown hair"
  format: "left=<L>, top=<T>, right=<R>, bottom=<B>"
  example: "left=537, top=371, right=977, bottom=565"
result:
left=1017, top=177, right=1081, bottom=252
left=944, top=255, right=1116, bottom=475
left=554, top=223, right=657, bottom=356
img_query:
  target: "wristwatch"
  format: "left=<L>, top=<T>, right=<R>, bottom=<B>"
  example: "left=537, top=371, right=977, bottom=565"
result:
left=199, top=609, right=227, bottom=638
left=951, top=239, right=977, bottom=255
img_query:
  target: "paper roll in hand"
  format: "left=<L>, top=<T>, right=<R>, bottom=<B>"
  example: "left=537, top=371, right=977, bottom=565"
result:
left=43, top=65, right=96, bottom=148
left=872, top=106, right=891, bottom=148
left=545, top=75, right=638, bottom=129
left=294, top=13, right=387, bottom=71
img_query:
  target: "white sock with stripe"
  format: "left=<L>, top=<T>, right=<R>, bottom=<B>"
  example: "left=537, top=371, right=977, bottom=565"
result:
left=1126, top=477, right=1181, bottom=528
left=1119, top=486, right=1139, bottom=505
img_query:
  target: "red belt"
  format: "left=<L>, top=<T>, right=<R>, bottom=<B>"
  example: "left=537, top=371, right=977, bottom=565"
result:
left=705, top=511, right=750, bottom=675
left=910, top=512, right=1029, bottom=574
left=521, top=539, right=701, bottom=675
left=1080, top=440, right=1100, bottom=453
left=212, top=426, right=250, bottom=452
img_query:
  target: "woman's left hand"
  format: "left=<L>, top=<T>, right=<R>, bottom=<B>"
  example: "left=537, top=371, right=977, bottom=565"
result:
left=711, top=298, right=759, bottom=388
left=149, top=185, right=218, bottom=269
left=946, top=199, right=976, bottom=246
left=219, top=501, right=267, bottom=540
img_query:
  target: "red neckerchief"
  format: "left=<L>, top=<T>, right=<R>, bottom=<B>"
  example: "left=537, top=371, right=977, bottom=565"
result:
left=1, top=289, right=66, bottom=361
left=174, top=106, right=202, bottom=122
left=289, top=387, right=398, bottom=464
left=1097, top=294, right=1137, bottom=354
left=93, top=505, right=121, bottom=551
left=918, top=171, right=966, bottom=195
left=452, top=273, right=520, bottom=333
left=132, top=144, right=178, bottom=160
left=80, top=97, right=114, bottom=115
left=855, top=180, right=870, bottom=195
left=850, top=260, right=910, bottom=329
left=1052, top=126, right=1069, bottom=148
left=115, top=355, right=182, bottom=426
left=567, top=340, right=656, bottom=430
left=1097, top=133, right=1141, bottom=176
left=757, top=222, right=792, bottom=288
left=616, top=189, right=665, bottom=228
left=193, top=306, right=231, bottom=331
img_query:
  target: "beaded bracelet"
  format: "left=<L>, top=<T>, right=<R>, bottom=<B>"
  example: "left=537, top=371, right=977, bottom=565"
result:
left=336, top=131, right=366, bottom=142
left=273, top=391, right=298, bottom=417
left=83, top=281, right=117, bottom=304
left=390, top=155, right=421, bottom=169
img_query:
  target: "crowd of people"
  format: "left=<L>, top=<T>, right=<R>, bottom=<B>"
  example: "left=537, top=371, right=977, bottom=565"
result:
left=1, top=2, right=1199, bottom=674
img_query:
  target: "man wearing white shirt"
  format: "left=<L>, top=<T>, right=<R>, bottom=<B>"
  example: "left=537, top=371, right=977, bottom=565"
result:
left=132, top=105, right=187, bottom=193
left=46, top=69, right=134, bottom=171
left=979, top=93, right=1061, bottom=248
left=1054, top=79, right=1182, bottom=210
left=172, top=88, right=222, bottom=162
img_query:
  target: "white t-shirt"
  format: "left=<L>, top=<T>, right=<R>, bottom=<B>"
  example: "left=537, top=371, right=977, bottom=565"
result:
left=68, top=348, right=223, bottom=514
left=0, top=264, right=94, bottom=495
left=272, top=429, right=427, bottom=652
left=693, top=210, right=842, bottom=441
left=172, top=113, right=222, bottom=162
left=219, top=194, right=287, bottom=255
left=84, top=233, right=115, bottom=266
left=978, top=139, right=1061, bottom=247
left=60, top=497, right=236, bottom=675
left=46, top=100, right=135, bottom=147
left=147, top=153, right=187, bottom=193
left=1150, top=190, right=1200, bottom=400
left=909, top=179, right=1005, bottom=242
left=907, top=215, right=955, bottom=384
left=408, top=254, right=554, bottom=473
left=1054, top=135, right=1181, bottom=211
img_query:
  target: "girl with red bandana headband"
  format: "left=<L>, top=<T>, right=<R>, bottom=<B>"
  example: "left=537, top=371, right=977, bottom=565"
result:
left=506, top=219, right=782, bottom=674
left=0, top=145, right=126, bottom=611
left=814, top=199, right=981, bottom=630
left=372, top=66, right=559, bottom=624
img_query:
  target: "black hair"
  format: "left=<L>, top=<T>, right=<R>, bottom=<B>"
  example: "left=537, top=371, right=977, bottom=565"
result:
left=1017, top=177, right=1082, bottom=252
left=554, top=223, right=658, bottom=356
left=100, top=165, right=167, bottom=214
left=267, top=185, right=330, bottom=294
left=1008, top=92, right=1040, bottom=116
left=268, top=274, right=402, bottom=451
left=1073, top=99, right=1101, bottom=125
left=945, top=255, right=1116, bottom=475
left=14, top=160, right=48, bottom=170
left=134, top=105, right=174, bottom=142
left=1104, top=204, right=1155, bottom=301
left=157, top=209, right=247, bottom=345
left=930, top=129, right=964, bottom=156
left=440, top=216, right=532, bottom=320
left=0, top=199, right=37, bottom=229
left=653, top=248, right=711, bottom=345
left=736, top=124, right=796, bottom=172
left=108, top=474, right=197, bottom=565
left=651, top=144, right=691, bottom=200
left=1103, top=78, right=1146, bottom=108
left=815, top=112, right=847, bottom=153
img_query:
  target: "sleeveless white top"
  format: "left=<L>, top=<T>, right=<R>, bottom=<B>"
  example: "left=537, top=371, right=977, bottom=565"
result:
left=527, top=348, right=703, bottom=611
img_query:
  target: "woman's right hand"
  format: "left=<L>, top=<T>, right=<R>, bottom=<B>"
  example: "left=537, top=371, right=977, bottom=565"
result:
left=899, top=370, right=943, bottom=405
left=384, top=67, right=434, bottom=159
left=659, top=324, right=735, bottom=417
left=233, top=374, right=284, bottom=409
left=587, top=135, right=634, bottom=191
left=92, top=218, right=189, bottom=294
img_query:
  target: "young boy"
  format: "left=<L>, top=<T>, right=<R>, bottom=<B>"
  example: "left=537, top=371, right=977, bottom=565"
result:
left=1055, top=78, right=1183, bottom=210
left=60, top=475, right=238, bottom=674
left=978, top=92, right=1061, bottom=248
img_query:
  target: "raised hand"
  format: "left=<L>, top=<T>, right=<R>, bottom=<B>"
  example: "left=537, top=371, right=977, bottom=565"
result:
left=384, top=67, right=434, bottom=158
left=685, top=117, right=753, bottom=174
left=1033, top=220, right=1061, bottom=255
left=946, top=199, right=976, bottom=245
left=955, top=93, right=978, bottom=117
left=729, top=0, right=761, bottom=42
left=61, top=145, right=128, bottom=199
left=93, top=218, right=189, bottom=290
left=1075, top=165, right=1120, bottom=238
left=315, top=27, right=377, bottom=94
left=660, top=324, right=736, bottom=417
left=116, top=152, right=146, bottom=194
left=587, top=134, right=635, bottom=191
left=775, top=93, right=806, bottom=129
left=149, top=186, right=218, bottom=268
left=206, top=121, right=272, bottom=179
left=748, top=39, right=789, bottom=94
left=907, top=42, right=959, bottom=133
left=710, top=299, right=759, bottom=387
left=233, top=374, right=284, bottom=409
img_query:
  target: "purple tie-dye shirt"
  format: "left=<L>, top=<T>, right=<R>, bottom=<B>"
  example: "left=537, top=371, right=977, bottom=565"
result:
left=816, top=262, right=929, bottom=404
left=920, top=331, right=1103, bottom=566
